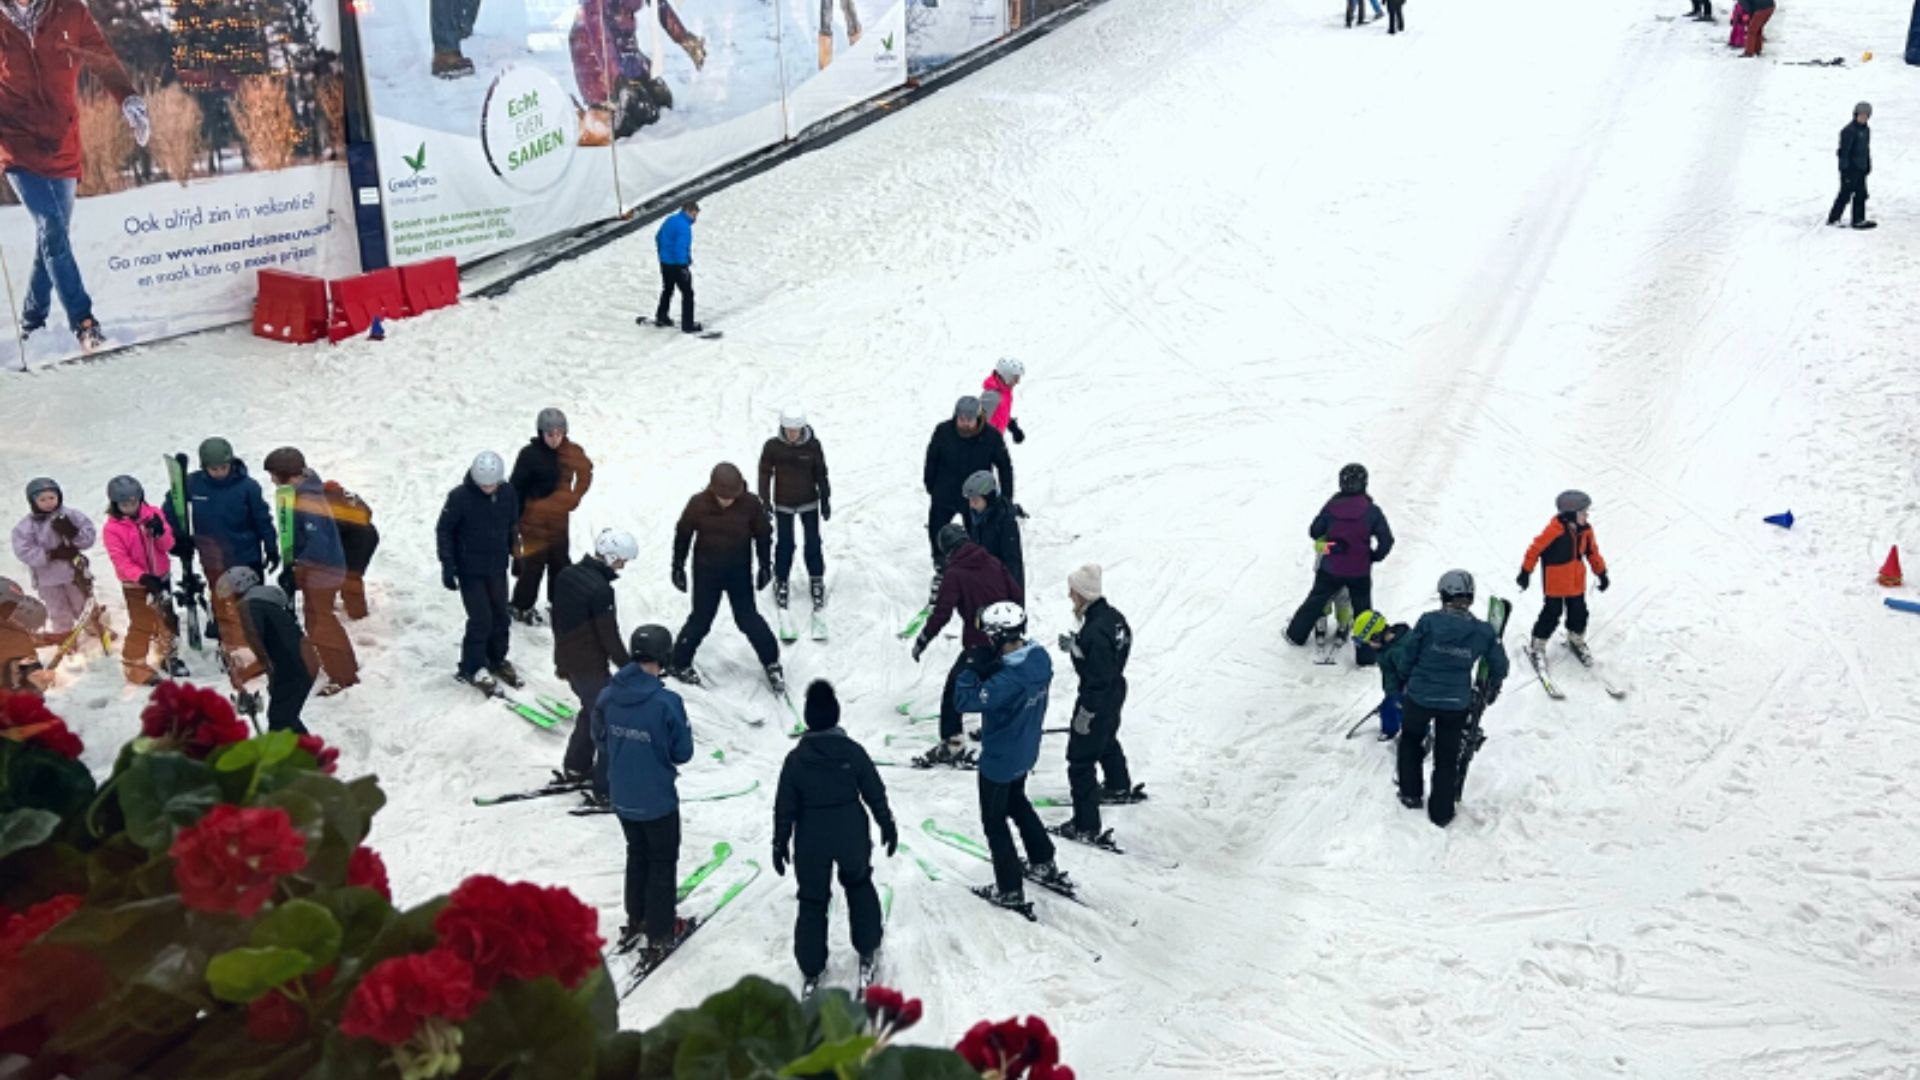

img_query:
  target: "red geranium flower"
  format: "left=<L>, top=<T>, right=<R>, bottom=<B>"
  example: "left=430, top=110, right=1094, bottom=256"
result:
left=169, top=805, right=308, bottom=917
left=863, top=985, right=923, bottom=1033
left=246, top=965, right=334, bottom=1043
left=0, top=691, right=83, bottom=759
left=338, top=949, right=478, bottom=1046
left=295, top=734, right=339, bottom=775
left=0, top=895, right=82, bottom=964
left=957, top=1016, right=1068, bottom=1079
left=347, top=846, right=391, bottom=901
left=140, top=681, right=248, bottom=758
left=433, top=875, right=603, bottom=991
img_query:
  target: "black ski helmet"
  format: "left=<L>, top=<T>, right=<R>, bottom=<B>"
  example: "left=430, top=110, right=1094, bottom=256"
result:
left=199, top=437, right=234, bottom=469
left=24, top=477, right=61, bottom=512
left=936, top=523, right=969, bottom=559
left=106, top=475, right=144, bottom=507
left=628, top=624, right=673, bottom=664
left=1437, top=569, right=1475, bottom=603
left=1339, top=463, right=1368, bottom=495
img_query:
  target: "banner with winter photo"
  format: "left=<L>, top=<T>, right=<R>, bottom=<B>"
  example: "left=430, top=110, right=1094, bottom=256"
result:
left=776, top=0, right=905, bottom=135
left=0, top=0, right=358, bottom=371
left=905, top=0, right=1005, bottom=76
left=350, top=0, right=622, bottom=265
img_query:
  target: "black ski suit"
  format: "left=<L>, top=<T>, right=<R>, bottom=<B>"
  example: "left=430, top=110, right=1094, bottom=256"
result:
left=964, top=493, right=1025, bottom=596
left=236, top=584, right=318, bottom=735
left=922, top=420, right=1013, bottom=562
left=1063, top=597, right=1132, bottom=833
left=551, top=556, right=628, bottom=795
left=773, top=728, right=896, bottom=979
left=435, top=476, right=520, bottom=678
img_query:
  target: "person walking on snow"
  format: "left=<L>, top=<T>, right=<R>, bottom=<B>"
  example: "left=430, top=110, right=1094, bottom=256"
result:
left=911, top=525, right=1021, bottom=768
left=217, top=566, right=319, bottom=735
left=437, top=451, right=523, bottom=694
left=1284, top=464, right=1394, bottom=665
left=958, top=601, right=1072, bottom=909
left=1741, top=0, right=1773, bottom=56
left=979, top=357, right=1027, bottom=445
left=757, top=406, right=831, bottom=616
left=321, top=479, right=379, bottom=621
left=963, top=470, right=1025, bottom=597
left=1384, top=0, right=1405, bottom=34
left=164, top=438, right=279, bottom=652
left=552, top=528, right=638, bottom=802
left=1829, top=102, right=1875, bottom=230
left=102, top=476, right=188, bottom=686
left=599, top=623, right=696, bottom=958
left=1352, top=610, right=1412, bottom=740
left=1345, top=0, right=1368, bottom=27
left=653, top=202, right=702, bottom=333
left=773, top=680, right=897, bottom=994
left=668, top=463, right=783, bottom=691
left=509, top=407, right=596, bottom=624
left=264, top=448, right=359, bottom=695
left=0, top=577, right=51, bottom=692
left=1690, top=0, right=1715, bottom=22
left=923, top=395, right=1014, bottom=565
left=11, top=478, right=99, bottom=639
left=1517, top=490, right=1609, bottom=665
left=1393, top=571, right=1509, bottom=827
left=1058, top=564, right=1135, bottom=842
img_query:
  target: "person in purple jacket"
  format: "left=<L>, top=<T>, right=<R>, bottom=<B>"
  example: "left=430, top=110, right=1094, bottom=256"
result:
left=1283, top=464, right=1395, bottom=665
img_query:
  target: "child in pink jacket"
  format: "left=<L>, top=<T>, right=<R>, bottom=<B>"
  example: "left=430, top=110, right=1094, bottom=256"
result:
left=10, top=477, right=98, bottom=636
left=979, top=356, right=1026, bottom=444
left=103, top=475, right=186, bottom=685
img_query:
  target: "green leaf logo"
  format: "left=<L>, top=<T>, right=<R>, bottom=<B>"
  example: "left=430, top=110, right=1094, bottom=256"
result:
left=881, top=33, right=894, bottom=51
left=403, top=142, right=427, bottom=174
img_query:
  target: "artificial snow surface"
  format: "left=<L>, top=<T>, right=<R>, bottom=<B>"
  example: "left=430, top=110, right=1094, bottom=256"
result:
left=6, top=0, right=1920, bottom=1075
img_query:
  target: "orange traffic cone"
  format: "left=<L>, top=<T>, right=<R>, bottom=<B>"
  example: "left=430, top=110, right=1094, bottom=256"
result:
left=1878, top=545, right=1903, bottom=587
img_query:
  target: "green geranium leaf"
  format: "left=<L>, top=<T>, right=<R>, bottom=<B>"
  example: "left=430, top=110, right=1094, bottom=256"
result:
left=205, top=946, right=310, bottom=1004
left=250, top=899, right=341, bottom=970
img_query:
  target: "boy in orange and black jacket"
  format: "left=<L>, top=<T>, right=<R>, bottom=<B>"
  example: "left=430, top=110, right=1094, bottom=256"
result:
left=1516, top=490, right=1609, bottom=662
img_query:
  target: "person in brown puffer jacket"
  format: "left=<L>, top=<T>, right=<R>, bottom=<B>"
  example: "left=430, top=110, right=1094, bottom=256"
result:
left=668, top=463, right=782, bottom=691
left=509, top=407, right=595, bottom=624
left=757, top=406, right=831, bottom=618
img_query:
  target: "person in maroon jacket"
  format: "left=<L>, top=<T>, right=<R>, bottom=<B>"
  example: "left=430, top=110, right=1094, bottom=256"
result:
left=0, top=0, right=147, bottom=354
left=569, top=0, right=707, bottom=139
left=908, top=524, right=1021, bottom=768
left=668, top=463, right=783, bottom=692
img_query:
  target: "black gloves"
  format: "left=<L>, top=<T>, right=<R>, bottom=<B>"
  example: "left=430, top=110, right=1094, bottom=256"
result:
left=49, top=544, right=78, bottom=563
left=144, top=514, right=166, bottom=537
left=139, top=574, right=167, bottom=599
left=1515, top=569, right=1530, bottom=591
left=1013, top=503, right=1028, bottom=520
left=1597, top=572, right=1610, bottom=592
left=277, top=568, right=297, bottom=596
left=442, top=567, right=459, bottom=592
left=1008, top=419, right=1026, bottom=445
left=50, top=515, right=78, bottom=539
left=756, top=565, right=772, bottom=591
left=772, top=843, right=788, bottom=877
left=671, top=567, right=688, bottom=593
left=880, top=819, right=898, bottom=858
left=819, top=495, right=831, bottom=522
left=1484, top=683, right=1501, bottom=707
left=961, top=644, right=1000, bottom=675
left=910, top=635, right=928, bottom=663
left=263, top=548, right=281, bottom=574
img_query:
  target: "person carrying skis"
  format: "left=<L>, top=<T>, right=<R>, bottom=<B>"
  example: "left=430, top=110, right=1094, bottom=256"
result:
left=321, top=479, right=379, bottom=621
left=1828, top=102, right=1874, bottom=230
left=437, top=451, right=522, bottom=694
left=11, top=477, right=100, bottom=640
left=911, top=524, right=1021, bottom=768
left=552, top=527, right=638, bottom=802
left=1352, top=610, right=1411, bottom=740
left=217, top=566, right=319, bottom=735
left=757, top=406, right=831, bottom=619
left=264, top=448, right=359, bottom=696
left=1057, top=564, right=1134, bottom=842
left=165, top=438, right=278, bottom=651
left=652, top=202, right=702, bottom=334
left=963, top=470, right=1024, bottom=595
left=598, top=623, right=696, bottom=957
left=509, top=407, right=596, bottom=624
left=773, top=680, right=897, bottom=994
left=978, top=357, right=1026, bottom=445
left=668, top=463, right=783, bottom=691
left=1517, top=489, right=1609, bottom=666
left=922, top=395, right=1013, bottom=565
left=0, top=577, right=51, bottom=692
left=1393, top=571, right=1508, bottom=827
left=958, top=601, right=1071, bottom=909
left=1284, top=464, right=1394, bottom=665
left=102, top=476, right=187, bottom=686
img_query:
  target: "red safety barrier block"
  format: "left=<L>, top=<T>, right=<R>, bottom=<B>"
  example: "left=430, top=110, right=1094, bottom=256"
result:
left=252, top=269, right=328, bottom=344
left=400, top=257, right=461, bottom=314
left=327, top=268, right=407, bottom=343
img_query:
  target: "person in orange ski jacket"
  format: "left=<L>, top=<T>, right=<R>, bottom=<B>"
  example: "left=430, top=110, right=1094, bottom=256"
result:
left=1516, top=490, right=1608, bottom=660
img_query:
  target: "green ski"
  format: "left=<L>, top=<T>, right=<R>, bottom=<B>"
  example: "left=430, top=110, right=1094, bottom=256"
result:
left=274, top=484, right=295, bottom=571
left=164, top=452, right=205, bottom=652
left=677, top=842, right=732, bottom=902
left=899, top=606, right=930, bottom=640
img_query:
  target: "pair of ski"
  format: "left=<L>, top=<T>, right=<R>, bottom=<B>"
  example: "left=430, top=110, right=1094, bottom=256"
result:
left=803, top=885, right=896, bottom=999
left=919, top=818, right=1083, bottom=922
left=470, top=775, right=763, bottom=809
left=1525, top=642, right=1627, bottom=701
left=458, top=675, right=577, bottom=730
left=1312, top=619, right=1349, bottom=666
left=775, top=604, right=827, bottom=645
left=613, top=841, right=763, bottom=997
left=1031, top=783, right=1148, bottom=810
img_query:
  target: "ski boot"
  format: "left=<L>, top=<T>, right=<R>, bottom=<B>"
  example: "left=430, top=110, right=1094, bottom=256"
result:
left=1527, top=637, right=1550, bottom=666
left=775, top=580, right=790, bottom=610
left=491, top=660, right=525, bottom=689
left=509, top=605, right=546, bottom=627
left=972, top=883, right=1029, bottom=910
left=317, top=681, right=350, bottom=698
left=765, top=662, right=787, bottom=695
left=1053, top=822, right=1113, bottom=848
left=614, top=925, right=645, bottom=955
left=1024, top=860, right=1075, bottom=893
left=456, top=669, right=499, bottom=696
left=666, top=664, right=704, bottom=687
left=810, top=577, right=826, bottom=612
left=1399, top=792, right=1423, bottom=810
left=801, top=975, right=820, bottom=999
left=644, top=916, right=696, bottom=959
left=163, top=655, right=190, bottom=678
left=1099, top=783, right=1148, bottom=805
left=858, top=952, right=878, bottom=988
left=911, top=739, right=975, bottom=769
left=1566, top=632, right=1593, bottom=666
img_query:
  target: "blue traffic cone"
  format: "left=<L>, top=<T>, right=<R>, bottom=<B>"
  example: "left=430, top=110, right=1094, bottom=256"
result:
left=369, top=317, right=386, bottom=342
left=1763, top=510, right=1794, bottom=529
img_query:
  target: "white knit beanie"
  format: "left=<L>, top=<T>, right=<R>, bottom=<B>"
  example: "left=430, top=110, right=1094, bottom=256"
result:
left=1068, top=564, right=1103, bottom=601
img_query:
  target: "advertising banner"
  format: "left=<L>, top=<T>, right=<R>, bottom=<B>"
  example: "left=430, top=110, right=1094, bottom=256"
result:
left=777, top=0, right=906, bottom=135
left=905, top=0, right=1005, bottom=76
left=1, top=0, right=357, bottom=371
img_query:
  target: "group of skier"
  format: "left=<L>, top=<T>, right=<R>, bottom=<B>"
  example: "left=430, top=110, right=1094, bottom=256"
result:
left=1343, top=0, right=1407, bottom=35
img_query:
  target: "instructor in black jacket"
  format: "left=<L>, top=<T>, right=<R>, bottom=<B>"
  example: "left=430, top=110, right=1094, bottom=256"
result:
left=922, top=396, right=1013, bottom=565
left=1058, top=564, right=1134, bottom=841
left=437, top=451, right=522, bottom=692
left=962, top=470, right=1024, bottom=595
left=552, top=528, right=637, bottom=800
left=1829, top=102, right=1875, bottom=229
left=772, top=681, right=897, bottom=990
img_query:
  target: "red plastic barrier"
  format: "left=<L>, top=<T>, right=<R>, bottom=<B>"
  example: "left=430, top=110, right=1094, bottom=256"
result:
left=252, top=270, right=328, bottom=344
left=400, top=257, right=461, bottom=314
left=327, top=268, right=407, bottom=343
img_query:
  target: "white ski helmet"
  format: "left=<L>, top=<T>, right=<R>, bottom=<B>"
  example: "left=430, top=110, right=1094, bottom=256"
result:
left=469, top=451, right=506, bottom=487
left=978, top=601, right=1028, bottom=647
left=217, top=565, right=261, bottom=600
left=994, top=356, right=1025, bottom=381
left=780, top=405, right=807, bottom=431
left=595, top=527, right=639, bottom=564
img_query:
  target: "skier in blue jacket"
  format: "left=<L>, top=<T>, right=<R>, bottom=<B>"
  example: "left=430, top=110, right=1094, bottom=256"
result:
left=166, top=437, right=278, bottom=651
left=597, top=624, right=696, bottom=955
left=954, top=601, right=1072, bottom=909
left=1392, top=570, right=1509, bottom=828
left=651, top=201, right=701, bottom=333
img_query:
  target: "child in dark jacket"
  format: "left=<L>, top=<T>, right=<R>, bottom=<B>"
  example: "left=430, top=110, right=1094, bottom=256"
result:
left=1828, top=102, right=1874, bottom=229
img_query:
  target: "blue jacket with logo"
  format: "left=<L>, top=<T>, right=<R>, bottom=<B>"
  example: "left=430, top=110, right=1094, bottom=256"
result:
left=1393, top=606, right=1509, bottom=711
left=954, top=641, right=1052, bottom=783
left=595, top=664, right=694, bottom=822
left=656, top=211, right=694, bottom=266
left=286, top=470, right=347, bottom=587
left=165, top=460, right=276, bottom=572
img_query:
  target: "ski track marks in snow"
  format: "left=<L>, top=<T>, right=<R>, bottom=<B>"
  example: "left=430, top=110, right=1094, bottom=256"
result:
left=5, top=0, right=1920, bottom=1075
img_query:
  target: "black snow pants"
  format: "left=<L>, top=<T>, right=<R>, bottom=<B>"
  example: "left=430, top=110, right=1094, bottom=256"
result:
left=673, top=561, right=779, bottom=669
left=980, top=772, right=1054, bottom=894
left=774, top=509, right=825, bottom=583
left=1396, top=699, right=1469, bottom=827
left=1066, top=681, right=1131, bottom=833
left=1284, top=570, right=1376, bottom=664
left=621, top=810, right=682, bottom=941
left=1530, top=595, right=1589, bottom=641
left=566, top=670, right=611, bottom=798
left=458, top=571, right=511, bottom=677
left=792, top=806, right=883, bottom=978
left=655, top=264, right=695, bottom=329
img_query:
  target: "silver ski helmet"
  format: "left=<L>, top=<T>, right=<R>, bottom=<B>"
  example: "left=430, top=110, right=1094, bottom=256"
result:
left=106, top=475, right=144, bottom=507
left=1339, top=463, right=1368, bottom=496
left=629, top=624, right=673, bottom=664
left=936, top=523, right=969, bottom=559
left=994, top=356, right=1025, bottom=381
left=595, top=527, right=639, bottom=564
left=537, top=407, right=568, bottom=436
left=780, top=405, right=807, bottom=431
left=961, top=470, right=999, bottom=502
left=1437, top=569, right=1475, bottom=603
left=217, top=565, right=261, bottom=600
left=469, top=451, right=506, bottom=487
left=24, top=477, right=61, bottom=511
left=978, top=601, right=1028, bottom=647
left=1556, top=490, right=1592, bottom=516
